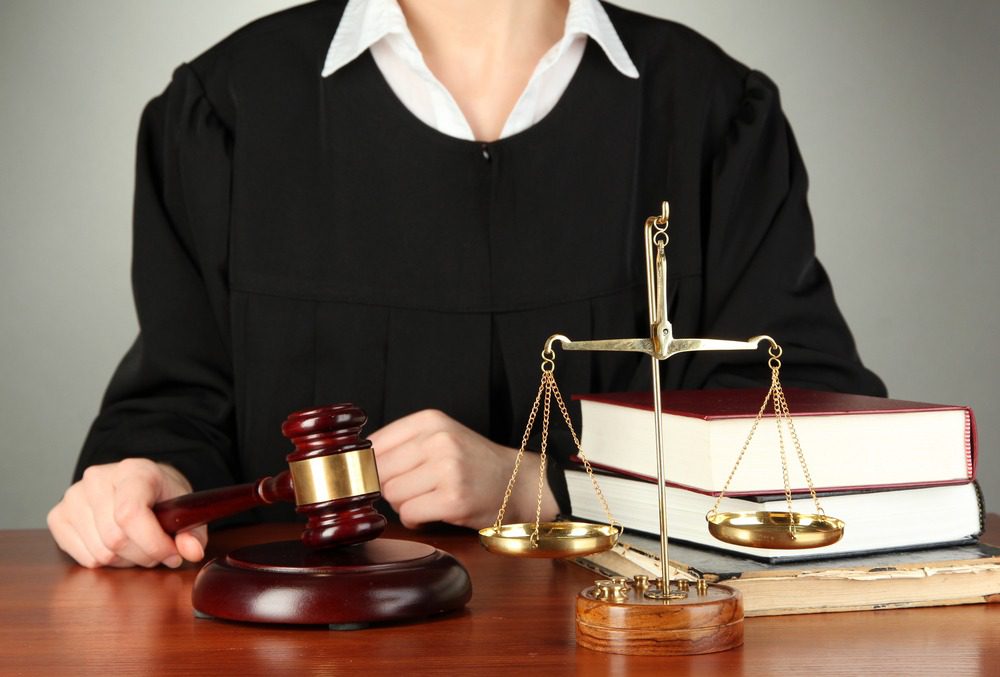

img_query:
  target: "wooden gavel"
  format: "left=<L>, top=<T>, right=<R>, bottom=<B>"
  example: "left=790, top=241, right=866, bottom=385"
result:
left=153, top=403, right=386, bottom=549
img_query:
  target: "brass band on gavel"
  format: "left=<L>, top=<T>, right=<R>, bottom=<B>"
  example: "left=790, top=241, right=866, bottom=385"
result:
left=289, top=448, right=381, bottom=506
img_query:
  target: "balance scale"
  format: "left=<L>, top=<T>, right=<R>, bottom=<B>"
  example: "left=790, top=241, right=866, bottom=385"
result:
left=478, top=201, right=844, bottom=655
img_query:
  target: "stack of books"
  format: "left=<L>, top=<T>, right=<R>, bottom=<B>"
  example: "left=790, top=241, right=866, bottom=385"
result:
left=564, top=388, right=994, bottom=615
left=566, top=388, right=982, bottom=562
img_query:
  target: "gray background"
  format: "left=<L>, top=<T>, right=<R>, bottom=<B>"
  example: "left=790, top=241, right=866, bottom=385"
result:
left=1, top=1, right=998, bottom=528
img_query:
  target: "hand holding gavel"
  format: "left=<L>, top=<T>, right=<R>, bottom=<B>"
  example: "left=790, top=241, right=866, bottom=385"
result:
left=47, top=459, right=206, bottom=568
left=154, top=403, right=386, bottom=548
left=49, top=404, right=386, bottom=568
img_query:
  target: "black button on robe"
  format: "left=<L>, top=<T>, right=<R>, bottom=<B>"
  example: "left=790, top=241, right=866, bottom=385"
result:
left=75, top=1, right=885, bottom=518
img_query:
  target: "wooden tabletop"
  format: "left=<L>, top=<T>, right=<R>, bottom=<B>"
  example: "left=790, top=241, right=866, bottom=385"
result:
left=3, top=517, right=999, bottom=676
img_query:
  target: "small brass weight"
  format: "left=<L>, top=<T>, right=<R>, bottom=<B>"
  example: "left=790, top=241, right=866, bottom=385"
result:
left=479, top=202, right=844, bottom=656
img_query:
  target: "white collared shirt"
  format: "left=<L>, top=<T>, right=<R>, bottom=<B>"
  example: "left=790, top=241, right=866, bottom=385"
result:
left=322, top=0, right=639, bottom=141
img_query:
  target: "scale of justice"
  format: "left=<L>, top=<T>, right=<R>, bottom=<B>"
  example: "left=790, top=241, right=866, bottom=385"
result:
left=477, top=201, right=845, bottom=655
left=149, top=201, right=843, bottom=656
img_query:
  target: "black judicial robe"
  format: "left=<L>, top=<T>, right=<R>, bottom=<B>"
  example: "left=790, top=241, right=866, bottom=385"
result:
left=74, top=1, right=885, bottom=517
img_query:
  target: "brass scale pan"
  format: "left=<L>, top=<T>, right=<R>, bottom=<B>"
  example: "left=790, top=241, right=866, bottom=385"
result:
left=480, top=513, right=843, bottom=558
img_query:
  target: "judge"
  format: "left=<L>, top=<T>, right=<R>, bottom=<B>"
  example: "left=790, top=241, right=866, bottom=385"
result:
left=47, top=0, right=885, bottom=569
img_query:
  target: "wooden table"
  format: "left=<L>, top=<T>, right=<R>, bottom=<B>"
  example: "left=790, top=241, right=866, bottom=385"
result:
left=3, top=517, right=999, bottom=676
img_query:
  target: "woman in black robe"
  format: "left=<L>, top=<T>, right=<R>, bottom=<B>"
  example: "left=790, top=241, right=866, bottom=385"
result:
left=48, top=0, right=884, bottom=568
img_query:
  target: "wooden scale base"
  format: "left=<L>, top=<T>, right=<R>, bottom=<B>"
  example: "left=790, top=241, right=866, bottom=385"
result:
left=576, top=581, right=743, bottom=656
left=192, top=539, right=472, bottom=628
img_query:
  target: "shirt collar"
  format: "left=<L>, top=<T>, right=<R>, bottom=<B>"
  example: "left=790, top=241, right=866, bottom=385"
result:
left=322, top=0, right=639, bottom=79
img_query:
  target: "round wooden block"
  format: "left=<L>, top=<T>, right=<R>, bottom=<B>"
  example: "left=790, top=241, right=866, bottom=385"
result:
left=192, top=539, right=472, bottom=627
left=576, top=582, right=743, bottom=655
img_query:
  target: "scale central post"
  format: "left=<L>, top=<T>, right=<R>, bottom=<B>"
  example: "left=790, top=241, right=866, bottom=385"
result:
left=552, top=201, right=771, bottom=588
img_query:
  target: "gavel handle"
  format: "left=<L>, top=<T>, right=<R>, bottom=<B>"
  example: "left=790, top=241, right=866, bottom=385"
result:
left=153, top=472, right=294, bottom=535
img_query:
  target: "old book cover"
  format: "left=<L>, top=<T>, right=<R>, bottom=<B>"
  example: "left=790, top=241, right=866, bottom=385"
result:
left=574, top=533, right=1000, bottom=616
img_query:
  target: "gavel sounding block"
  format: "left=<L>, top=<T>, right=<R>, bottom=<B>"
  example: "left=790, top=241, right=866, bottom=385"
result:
left=192, top=538, right=472, bottom=628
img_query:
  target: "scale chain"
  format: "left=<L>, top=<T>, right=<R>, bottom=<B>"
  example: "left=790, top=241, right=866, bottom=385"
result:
left=775, top=365, right=794, bottom=516
left=531, top=374, right=554, bottom=547
left=492, top=347, right=621, bottom=547
left=706, top=388, right=772, bottom=519
left=773, top=373, right=824, bottom=515
left=707, top=341, right=826, bottom=520
left=548, top=374, right=620, bottom=532
left=492, top=377, right=546, bottom=531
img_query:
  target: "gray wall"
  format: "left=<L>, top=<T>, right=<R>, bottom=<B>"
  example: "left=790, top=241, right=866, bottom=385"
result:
left=1, top=0, right=997, bottom=527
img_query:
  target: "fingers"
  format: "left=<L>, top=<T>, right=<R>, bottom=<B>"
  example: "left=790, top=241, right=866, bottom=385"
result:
left=379, top=425, right=482, bottom=528
left=395, top=491, right=454, bottom=529
left=84, top=472, right=128, bottom=554
left=391, top=458, right=483, bottom=529
left=380, top=453, right=443, bottom=508
left=50, top=470, right=130, bottom=568
left=372, top=440, right=424, bottom=484
left=503, top=451, right=560, bottom=526
left=175, top=527, right=207, bottom=563
left=48, top=502, right=107, bottom=568
left=112, top=464, right=181, bottom=567
left=377, top=427, right=463, bottom=507
left=371, top=410, right=463, bottom=483
left=47, top=459, right=200, bottom=569
left=370, top=409, right=537, bottom=530
left=369, top=409, right=445, bottom=452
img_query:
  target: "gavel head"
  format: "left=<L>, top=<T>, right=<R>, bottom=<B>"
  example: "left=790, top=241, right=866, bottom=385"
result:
left=281, top=403, right=387, bottom=549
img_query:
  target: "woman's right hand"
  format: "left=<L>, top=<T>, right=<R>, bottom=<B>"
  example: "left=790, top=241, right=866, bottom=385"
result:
left=47, top=458, right=207, bottom=568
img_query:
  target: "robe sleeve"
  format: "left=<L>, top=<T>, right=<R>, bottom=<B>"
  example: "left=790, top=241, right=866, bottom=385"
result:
left=680, top=70, right=886, bottom=396
left=73, top=65, right=238, bottom=491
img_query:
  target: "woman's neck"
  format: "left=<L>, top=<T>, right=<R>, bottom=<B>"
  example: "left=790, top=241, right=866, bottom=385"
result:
left=398, top=0, right=569, bottom=141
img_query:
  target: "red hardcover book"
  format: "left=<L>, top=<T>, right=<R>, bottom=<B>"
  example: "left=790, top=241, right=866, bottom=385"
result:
left=573, top=388, right=977, bottom=496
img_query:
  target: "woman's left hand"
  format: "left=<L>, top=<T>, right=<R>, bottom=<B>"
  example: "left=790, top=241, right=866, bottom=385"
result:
left=368, top=409, right=558, bottom=529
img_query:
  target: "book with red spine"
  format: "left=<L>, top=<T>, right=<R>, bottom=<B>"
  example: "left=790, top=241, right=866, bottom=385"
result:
left=573, top=388, right=977, bottom=496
